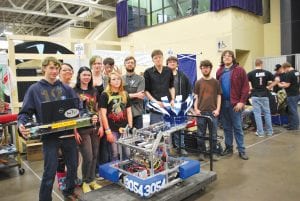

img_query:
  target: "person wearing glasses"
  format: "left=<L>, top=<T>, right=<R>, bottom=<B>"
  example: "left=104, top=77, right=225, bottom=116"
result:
left=59, top=63, right=74, bottom=86
left=216, top=50, right=250, bottom=160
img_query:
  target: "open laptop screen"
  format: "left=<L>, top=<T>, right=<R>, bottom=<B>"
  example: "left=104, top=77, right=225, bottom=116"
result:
left=40, top=98, right=80, bottom=124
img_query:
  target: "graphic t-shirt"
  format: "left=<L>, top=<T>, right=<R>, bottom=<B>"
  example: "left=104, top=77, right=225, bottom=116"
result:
left=247, top=69, right=274, bottom=97
left=74, top=87, right=98, bottom=115
left=99, top=92, right=131, bottom=132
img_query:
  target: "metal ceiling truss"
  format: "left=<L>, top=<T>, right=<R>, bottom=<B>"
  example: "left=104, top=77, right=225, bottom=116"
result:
left=0, top=0, right=116, bottom=36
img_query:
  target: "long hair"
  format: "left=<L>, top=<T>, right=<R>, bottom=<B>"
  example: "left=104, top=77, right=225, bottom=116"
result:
left=105, top=72, right=127, bottom=104
left=75, top=66, right=94, bottom=90
left=220, top=50, right=237, bottom=66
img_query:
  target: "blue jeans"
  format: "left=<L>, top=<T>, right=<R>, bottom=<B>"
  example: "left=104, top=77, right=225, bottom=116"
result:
left=111, top=132, right=130, bottom=161
left=252, top=97, right=273, bottom=135
left=150, top=112, right=163, bottom=125
left=221, top=100, right=246, bottom=154
left=196, top=112, right=218, bottom=153
left=39, top=137, right=78, bottom=201
left=287, top=95, right=300, bottom=129
left=133, top=115, right=143, bottom=129
left=172, top=130, right=185, bottom=148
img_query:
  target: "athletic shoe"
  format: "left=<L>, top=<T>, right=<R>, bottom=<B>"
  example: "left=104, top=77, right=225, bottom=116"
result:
left=89, top=181, right=102, bottom=190
left=82, top=182, right=91, bottom=193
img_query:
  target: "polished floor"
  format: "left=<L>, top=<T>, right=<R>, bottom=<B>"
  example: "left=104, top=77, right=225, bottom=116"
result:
left=0, top=126, right=299, bottom=201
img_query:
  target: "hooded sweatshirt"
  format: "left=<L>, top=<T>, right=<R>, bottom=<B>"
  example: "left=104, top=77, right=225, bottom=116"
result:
left=18, top=79, right=78, bottom=138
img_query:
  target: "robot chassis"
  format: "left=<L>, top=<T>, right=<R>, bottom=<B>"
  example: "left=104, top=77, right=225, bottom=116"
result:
left=99, top=120, right=200, bottom=198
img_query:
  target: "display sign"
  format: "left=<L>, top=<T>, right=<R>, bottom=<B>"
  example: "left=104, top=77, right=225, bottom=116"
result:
left=74, top=43, right=84, bottom=56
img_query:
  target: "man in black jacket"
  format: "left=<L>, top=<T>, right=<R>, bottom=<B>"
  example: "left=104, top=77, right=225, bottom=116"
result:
left=167, top=56, right=192, bottom=155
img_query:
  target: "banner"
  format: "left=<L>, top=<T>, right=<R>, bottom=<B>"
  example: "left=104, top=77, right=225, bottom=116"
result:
left=177, top=54, right=197, bottom=88
left=0, top=53, right=10, bottom=97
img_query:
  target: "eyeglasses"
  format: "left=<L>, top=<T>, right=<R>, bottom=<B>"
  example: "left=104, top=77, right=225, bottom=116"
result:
left=61, top=68, right=73, bottom=72
left=200, top=66, right=211, bottom=69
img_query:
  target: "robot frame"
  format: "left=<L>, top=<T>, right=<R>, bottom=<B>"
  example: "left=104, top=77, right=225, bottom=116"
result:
left=99, top=119, right=200, bottom=198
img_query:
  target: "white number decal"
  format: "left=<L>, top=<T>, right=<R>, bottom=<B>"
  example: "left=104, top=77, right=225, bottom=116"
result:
left=124, top=177, right=166, bottom=197
left=259, top=77, right=263, bottom=86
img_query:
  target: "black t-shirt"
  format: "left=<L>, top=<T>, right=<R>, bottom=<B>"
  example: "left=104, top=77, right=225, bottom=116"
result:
left=144, top=66, right=174, bottom=101
left=273, top=73, right=286, bottom=93
left=99, top=91, right=131, bottom=132
left=248, top=69, right=274, bottom=97
left=73, top=87, right=99, bottom=115
left=284, top=70, right=300, bottom=96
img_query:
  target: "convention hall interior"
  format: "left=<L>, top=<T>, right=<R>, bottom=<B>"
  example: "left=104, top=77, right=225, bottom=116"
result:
left=0, top=0, right=299, bottom=201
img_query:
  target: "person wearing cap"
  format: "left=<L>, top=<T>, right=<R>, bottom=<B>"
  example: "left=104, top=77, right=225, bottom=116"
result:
left=167, top=55, right=192, bottom=156
left=277, top=62, right=299, bottom=130
left=273, top=64, right=285, bottom=93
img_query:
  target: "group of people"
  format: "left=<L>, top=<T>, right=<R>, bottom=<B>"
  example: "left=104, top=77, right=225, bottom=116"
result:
left=16, top=49, right=299, bottom=201
left=17, top=56, right=142, bottom=201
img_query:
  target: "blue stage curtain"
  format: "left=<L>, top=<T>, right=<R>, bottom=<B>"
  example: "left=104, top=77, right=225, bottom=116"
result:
left=210, top=0, right=263, bottom=16
left=177, top=54, right=197, bottom=88
left=116, top=0, right=128, bottom=37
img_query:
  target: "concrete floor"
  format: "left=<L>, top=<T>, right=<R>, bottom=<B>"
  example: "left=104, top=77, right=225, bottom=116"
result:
left=0, top=126, right=299, bottom=201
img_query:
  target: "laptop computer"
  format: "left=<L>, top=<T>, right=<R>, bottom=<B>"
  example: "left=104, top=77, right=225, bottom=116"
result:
left=40, top=98, right=80, bottom=124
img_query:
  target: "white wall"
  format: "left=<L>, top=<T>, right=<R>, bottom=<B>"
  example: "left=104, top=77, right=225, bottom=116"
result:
left=121, top=8, right=266, bottom=77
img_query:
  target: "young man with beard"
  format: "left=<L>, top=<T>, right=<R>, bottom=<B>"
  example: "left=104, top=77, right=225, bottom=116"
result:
left=194, top=60, right=222, bottom=161
left=122, top=56, right=145, bottom=129
left=216, top=50, right=250, bottom=160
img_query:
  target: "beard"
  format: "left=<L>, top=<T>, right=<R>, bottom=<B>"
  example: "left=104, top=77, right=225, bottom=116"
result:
left=202, top=73, right=211, bottom=78
left=126, top=68, right=134, bottom=73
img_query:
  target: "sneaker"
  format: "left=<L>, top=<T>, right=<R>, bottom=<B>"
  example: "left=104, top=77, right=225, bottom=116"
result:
left=82, top=182, right=92, bottom=193
left=266, top=132, right=273, bottom=137
left=220, top=147, right=233, bottom=156
left=89, top=181, right=102, bottom=190
left=179, top=149, right=188, bottom=156
left=198, top=153, right=205, bottom=161
left=286, top=127, right=299, bottom=131
left=255, top=132, right=265, bottom=138
left=212, top=154, right=220, bottom=161
left=239, top=152, right=249, bottom=160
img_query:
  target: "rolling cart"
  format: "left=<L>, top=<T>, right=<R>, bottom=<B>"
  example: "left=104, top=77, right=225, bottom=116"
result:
left=0, top=114, right=25, bottom=175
